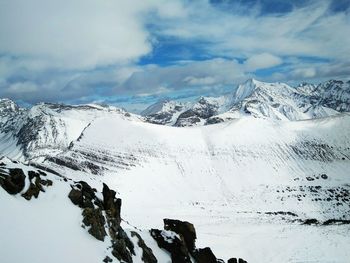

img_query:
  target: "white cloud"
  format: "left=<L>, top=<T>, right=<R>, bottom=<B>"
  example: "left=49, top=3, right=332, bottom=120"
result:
left=0, top=0, right=349, bottom=105
left=244, top=53, right=283, bottom=71
left=184, top=76, right=217, bottom=86
left=6, top=82, right=39, bottom=94
left=119, top=58, right=247, bottom=94
left=0, top=0, right=159, bottom=69
left=151, top=0, right=350, bottom=61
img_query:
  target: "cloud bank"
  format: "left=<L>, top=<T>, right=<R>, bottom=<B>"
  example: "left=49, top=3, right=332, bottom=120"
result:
left=0, top=0, right=349, bottom=108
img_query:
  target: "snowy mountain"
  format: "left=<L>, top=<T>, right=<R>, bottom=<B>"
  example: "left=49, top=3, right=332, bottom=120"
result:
left=1, top=109, right=348, bottom=262
left=0, top=79, right=350, bottom=263
left=0, top=101, right=141, bottom=160
left=142, top=79, right=350, bottom=126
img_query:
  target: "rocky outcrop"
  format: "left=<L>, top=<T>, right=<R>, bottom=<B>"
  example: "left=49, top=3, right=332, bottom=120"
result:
left=0, top=168, right=25, bottom=194
left=164, top=219, right=197, bottom=252
left=151, top=218, right=248, bottom=263
left=22, top=170, right=53, bottom=200
left=227, top=259, right=247, bottom=263
left=192, top=247, right=218, bottom=263
left=0, top=164, right=52, bottom=199
left=131, top=231, right=157, bottom=263
left=68, top=181, right=134, bottom=262
left=150, top=229, right=192, bottom=263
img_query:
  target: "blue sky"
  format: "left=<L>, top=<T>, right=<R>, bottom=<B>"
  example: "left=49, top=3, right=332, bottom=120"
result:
left=0, top=0, right=349, bottom=111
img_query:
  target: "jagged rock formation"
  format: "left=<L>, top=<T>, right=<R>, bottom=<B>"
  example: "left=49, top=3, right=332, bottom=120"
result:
left=150, top=218, right=244, bottom=263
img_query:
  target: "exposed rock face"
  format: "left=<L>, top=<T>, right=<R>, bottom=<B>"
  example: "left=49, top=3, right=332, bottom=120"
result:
left=82, top=207, right=106, bottom=241
left=102, top=183, right=122, bottom=237
left=164, top=219, right=197, bottom=252
left=151, top=219, right=248, bottom=263
left=175, top=110, right=202, bottom=127
left=150, top=229, right=192, bottom=263
left=302, top=219, right=319, bottom=225
left=22, top=171, right=53, bottom=200
left=205, top=116, right=225, bottom=125
left=111, top=227, right=135, bottom=263
left=0, top=161, right=53, bottom=201
left=192, top=247, right=218, bottom=263
left=227, top=259, right=247, bottom=263
left=0, top=168, right=25, bottom=194
left=131, top=231, right=157, bottom=263
left=68, top=181, right=134, bottom=262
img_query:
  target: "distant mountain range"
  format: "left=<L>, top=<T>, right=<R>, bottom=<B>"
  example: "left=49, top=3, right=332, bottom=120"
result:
left=141, top=79, right=350, bottom=126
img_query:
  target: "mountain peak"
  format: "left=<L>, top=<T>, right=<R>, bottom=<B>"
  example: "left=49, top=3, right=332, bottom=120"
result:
left=0, top=98, right=20, bottom=114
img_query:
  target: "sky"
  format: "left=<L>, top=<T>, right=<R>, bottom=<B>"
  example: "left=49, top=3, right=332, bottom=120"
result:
left=0, top=0, right=349, bottom=112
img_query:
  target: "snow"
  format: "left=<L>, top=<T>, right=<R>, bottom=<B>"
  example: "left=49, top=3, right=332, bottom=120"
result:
left=0, top=161, right=108, bottom=263
left=36, top=111, right=350, bottom=262
left=142, top=79, right=350, bottom=126
left=0, top=85, right=349, bottom=263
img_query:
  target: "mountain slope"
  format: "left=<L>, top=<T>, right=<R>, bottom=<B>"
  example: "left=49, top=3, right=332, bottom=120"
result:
left=38, top=112, right=350, bottom=262
left=1, top=157, right=244, bottom=263
left=0, top=101, right=142, bottom=160
left=142, top=79, right=349, bottom=126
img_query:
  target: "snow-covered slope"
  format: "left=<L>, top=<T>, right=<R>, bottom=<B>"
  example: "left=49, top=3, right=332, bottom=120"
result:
left=228, top=79, right=339, bottom=121
left=0, top=100, right=142, bottom=160
left=1, top=157, right=242, bottom=263
left=38, top=112, right=350, bottom=262
left=47, top=113, right=350, bottom=216
left=142, top=79, right=349, bottom=126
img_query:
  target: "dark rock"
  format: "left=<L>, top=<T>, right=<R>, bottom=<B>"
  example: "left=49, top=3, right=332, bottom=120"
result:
left=28, top=170, right=40, bottom=180
left=164, top=218, right=197, bottom=252
left=0, top=168, right=25, bottom=195
left=117, top=227, right=135, bottom=255
left=112, top=238, right=133, bottom=263
left=321, top=174, right=328, bottom=179
left=228, top=259, right=247, bottom=263
left=265, top=211, right=298, bottom=217
left=131, top=231, right=157, bottom=263
left=22, top=182, right=40, bottom=200
left=192, top=247, right=217, bottom=263
left=102, top=183, right=122, bottom=236
left=302, top=219, right=319, bottom=225
left=323, top=219, right=350, bottom=225
left=68, top=181, right=97, bottom=208
left=37, top=170, right=47, bottom=176
left=103, top=256, right=113, bottom=263
left=306, top=176, right=314, bottom=181
left=29, top=163, right=61, bottom=176
left=82, top=207, right=107, bottom=241
left=150, top=229, right=191, bottom=263
left=68, top=189, right=83, bottom=207
left=41, top=179, right=53, bottom=186
left=205, top=117, right=224, bottom=125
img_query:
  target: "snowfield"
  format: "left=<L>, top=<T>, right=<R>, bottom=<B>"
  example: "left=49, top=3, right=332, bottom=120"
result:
left=40, top=112, right=350, bottom=263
